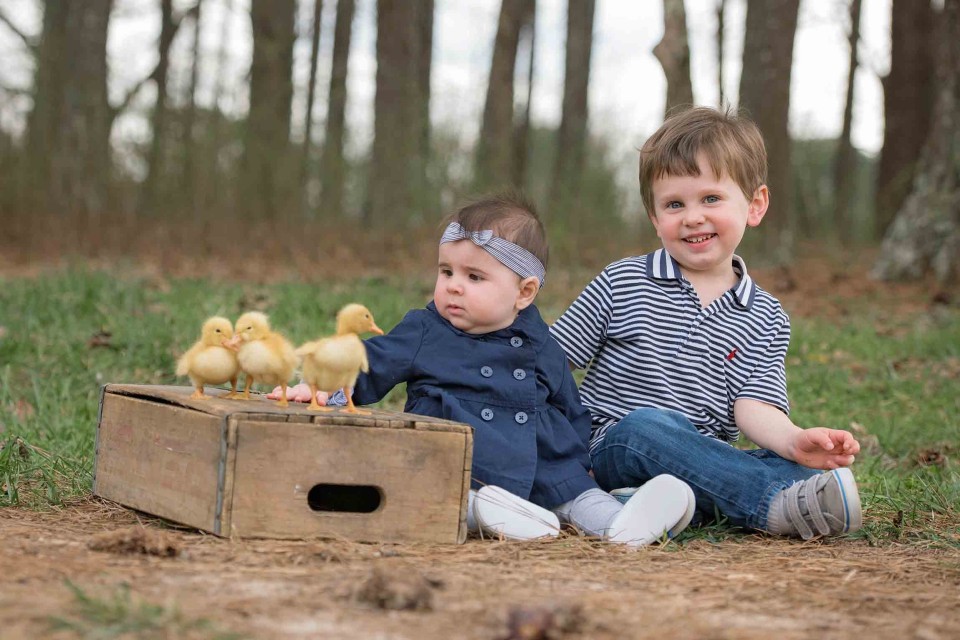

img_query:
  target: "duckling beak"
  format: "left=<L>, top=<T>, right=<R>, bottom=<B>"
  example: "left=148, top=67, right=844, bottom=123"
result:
left=223, top=335, right=242, bottom=351
left=370, top=322, right=384, bottom=335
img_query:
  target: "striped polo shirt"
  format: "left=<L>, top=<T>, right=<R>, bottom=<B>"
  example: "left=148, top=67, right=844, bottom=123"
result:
left=549, top=249, right=791, bottom=452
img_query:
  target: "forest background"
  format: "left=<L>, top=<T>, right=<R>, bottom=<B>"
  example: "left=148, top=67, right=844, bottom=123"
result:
left=0, top=0, right=956, bottom=280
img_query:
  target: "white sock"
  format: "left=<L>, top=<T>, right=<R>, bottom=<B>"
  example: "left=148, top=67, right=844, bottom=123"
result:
left=553, top=488, right=624, bottom=537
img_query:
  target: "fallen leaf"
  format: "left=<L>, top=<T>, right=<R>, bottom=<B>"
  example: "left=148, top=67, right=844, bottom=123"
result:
left=88, top=330, right=113, bottom=349
left=917, top=448, right=947, bottom=467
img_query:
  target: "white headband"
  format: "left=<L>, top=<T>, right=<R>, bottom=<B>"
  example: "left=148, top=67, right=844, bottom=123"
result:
left=440, top=222, right=546, bottom=286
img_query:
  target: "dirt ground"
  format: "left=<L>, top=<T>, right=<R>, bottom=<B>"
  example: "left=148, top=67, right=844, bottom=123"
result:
left=3, top=241, right=959, bottom=639
left=1, top=500, right=958, bottom=640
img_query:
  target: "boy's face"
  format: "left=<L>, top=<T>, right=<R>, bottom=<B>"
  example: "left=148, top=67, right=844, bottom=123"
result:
left=434, top=240, right=539, bottom=334
left=648, top=153, right=768, bottom=280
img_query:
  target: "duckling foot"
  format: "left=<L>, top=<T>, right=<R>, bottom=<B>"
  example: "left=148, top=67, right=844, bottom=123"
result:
left=189, top=389, right=210, bottom=400
left=343, top=394, right=371, bottom=415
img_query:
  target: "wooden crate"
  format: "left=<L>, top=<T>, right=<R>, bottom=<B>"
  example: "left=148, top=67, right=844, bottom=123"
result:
left=94, top=384, right=473, bottom=544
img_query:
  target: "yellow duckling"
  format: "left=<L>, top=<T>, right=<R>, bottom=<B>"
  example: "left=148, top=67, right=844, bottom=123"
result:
left=295, top=304, right=383, bottom=413
left=176, top=316, right=240, bottom=399
left=227, top=311, right=298, bottom=406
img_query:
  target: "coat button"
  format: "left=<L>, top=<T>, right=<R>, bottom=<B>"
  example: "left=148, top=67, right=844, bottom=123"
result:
left=514, top=411, right=528, bottom=424
left=481, top=366, right=493, bottom=378
left=513, top=369, right=526, bottom=380
left=481, top=408, right=494, bottom=421
left=510, top=337, right=523, bottom=348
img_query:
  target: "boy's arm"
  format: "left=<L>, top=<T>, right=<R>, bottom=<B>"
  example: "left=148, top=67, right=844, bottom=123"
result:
left=734, top=398, right=860, bottom=470
left=549, top=269, right=614, bottom=370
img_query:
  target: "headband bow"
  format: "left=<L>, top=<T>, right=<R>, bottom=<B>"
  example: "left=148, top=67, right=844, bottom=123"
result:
left=440, top=222, right=546, bottom=286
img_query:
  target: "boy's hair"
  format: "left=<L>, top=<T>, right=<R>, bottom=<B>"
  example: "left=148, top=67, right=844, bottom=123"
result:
left=445, top=192, right=549, bottom=270
left=639, top=106, right=768, bottom=215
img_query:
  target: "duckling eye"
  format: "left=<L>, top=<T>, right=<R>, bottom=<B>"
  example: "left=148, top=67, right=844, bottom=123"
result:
left=215, top=329, right=221, bottom=333
left=365, top=314, right=370, bottom=319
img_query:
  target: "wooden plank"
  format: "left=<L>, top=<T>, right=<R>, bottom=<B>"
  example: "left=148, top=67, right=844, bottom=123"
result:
left=229, top=420, right=471, bottom=543
left=218, top=417, right=240, bottom=536
left=95, top=393, right=223, bottom=532
left=103, top=384, right=470, bottom=433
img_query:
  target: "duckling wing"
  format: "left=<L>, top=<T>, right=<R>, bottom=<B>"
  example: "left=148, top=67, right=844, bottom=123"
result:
left=300, top=335, right=367, bottom=392
left=176, top=341, right=203, bottom=377
left=191, top=346, right=239, bottom=384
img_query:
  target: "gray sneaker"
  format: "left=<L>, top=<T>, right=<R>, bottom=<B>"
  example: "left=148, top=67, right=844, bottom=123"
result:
left=767, top=468, right=863, bottom=540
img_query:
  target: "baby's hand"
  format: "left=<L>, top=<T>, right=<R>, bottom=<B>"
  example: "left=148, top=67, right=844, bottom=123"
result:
left=267, top=383, right=328, bottom=405
left=792, top=428, right=860, bottom=470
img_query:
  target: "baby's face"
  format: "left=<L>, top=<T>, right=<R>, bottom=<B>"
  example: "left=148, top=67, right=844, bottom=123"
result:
left=434, top=240, right=527, bottom=334
left=648, top=153, right=766, bottom=280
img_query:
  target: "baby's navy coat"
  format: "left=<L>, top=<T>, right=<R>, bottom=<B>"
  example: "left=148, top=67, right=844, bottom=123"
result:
left=352, top=302, right=598, bottom=508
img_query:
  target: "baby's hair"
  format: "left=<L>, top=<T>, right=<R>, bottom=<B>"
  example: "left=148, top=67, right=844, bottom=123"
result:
left=639, top=105, right=768, bottom=215
left=444, top=192, right=549, bottom=270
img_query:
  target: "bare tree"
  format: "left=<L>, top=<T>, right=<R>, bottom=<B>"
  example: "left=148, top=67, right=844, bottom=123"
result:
left=300, top=0, right=324, bottom=216
left=368, top=0, right=432, bottom=225
left=243, top=0, right=297, bottom=219
left=738, top=0, right=800, bottom=259
left=873, top=0, right=959, bottom=283
left=551, top=0, right=595, bottom=227
left=141, top=0, right=187, bottom=217
left=717, top=0, right=725, bottom=107
left=654, top=0, right=694, bottom=117
left=513, top=1, right=536, bottom=188
left=181, top=0, right=203, bottom=216
left=320, top=0, right=356, bottom=219
left=476, top=0, right=533, bottom=191
left=831, top=0, right=862, bottom=243
left=875, top=0, right=935, bottom=236
left=24, top=1, right=114, bottom=217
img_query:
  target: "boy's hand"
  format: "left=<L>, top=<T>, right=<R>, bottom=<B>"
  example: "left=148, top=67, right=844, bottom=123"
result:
left=789, top=428, right=860, bottom=470
left=267, top=383, right=328, bottom=405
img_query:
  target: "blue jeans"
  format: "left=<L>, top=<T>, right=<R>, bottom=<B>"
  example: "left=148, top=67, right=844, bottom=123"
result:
left=591, top=408, right=819, bottom=531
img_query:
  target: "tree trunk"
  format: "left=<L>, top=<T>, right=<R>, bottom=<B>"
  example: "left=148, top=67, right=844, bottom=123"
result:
left=181, top=0, right=203, bottom=217
left=717, top=0, right=725, bottom=107
left=874, top=0, right=935, bottom=237
left=24, top=0, right=67, bottom=211
left=872, top=0, right=960, bottom=283
left=300, top=0, right=324, bottom=216
left=320, top=0, right=355, bottom=220
left=140, top=0, right=177, bottom=217
left=653, top=0, right=694, bottom=117
left=243, top=0, right=296, bottom=220
left=738, top=0, right=800, bottom=261
left=831, top=0, right=862, bottom=243
left=551, top=0, right=595, bottom=228
left=513, top=0, right=536, bottom=189
left=58, top=0, right=113, bottom=218
left=476, top=0, right=530, bottom=191
left=368, top=0, right=432, bottom=226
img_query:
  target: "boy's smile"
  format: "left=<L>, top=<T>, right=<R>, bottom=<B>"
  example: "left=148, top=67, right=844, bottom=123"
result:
left=649, top=153, right=768, bottom=285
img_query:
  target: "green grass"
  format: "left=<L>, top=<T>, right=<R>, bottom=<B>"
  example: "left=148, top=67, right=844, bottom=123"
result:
left=48, top=581, right=243, bottom=639
left=1, top=268, right=957, bottom=545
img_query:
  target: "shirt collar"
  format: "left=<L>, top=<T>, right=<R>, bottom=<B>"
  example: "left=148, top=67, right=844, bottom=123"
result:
left=426, top=301, right=548, bottom=344
left=643, top=248, right=757, bottom=310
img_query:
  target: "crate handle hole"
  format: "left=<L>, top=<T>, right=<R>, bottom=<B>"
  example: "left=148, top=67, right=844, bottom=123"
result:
left=307, top=484, right=382, bottom=513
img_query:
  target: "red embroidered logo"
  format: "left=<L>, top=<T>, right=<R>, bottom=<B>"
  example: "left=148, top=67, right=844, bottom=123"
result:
left=726, top=349, right=738, bottom=361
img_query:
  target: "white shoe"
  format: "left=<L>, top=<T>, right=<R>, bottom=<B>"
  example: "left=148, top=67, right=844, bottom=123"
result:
left=473, top=486, right=560, bottom=541
left=607, top=475, right=692, bottom=547
left=610, top=478, right=696, bottom=539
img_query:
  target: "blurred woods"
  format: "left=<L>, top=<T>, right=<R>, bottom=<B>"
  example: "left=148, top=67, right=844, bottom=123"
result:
left=0, top=0, right=957, bottom=280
